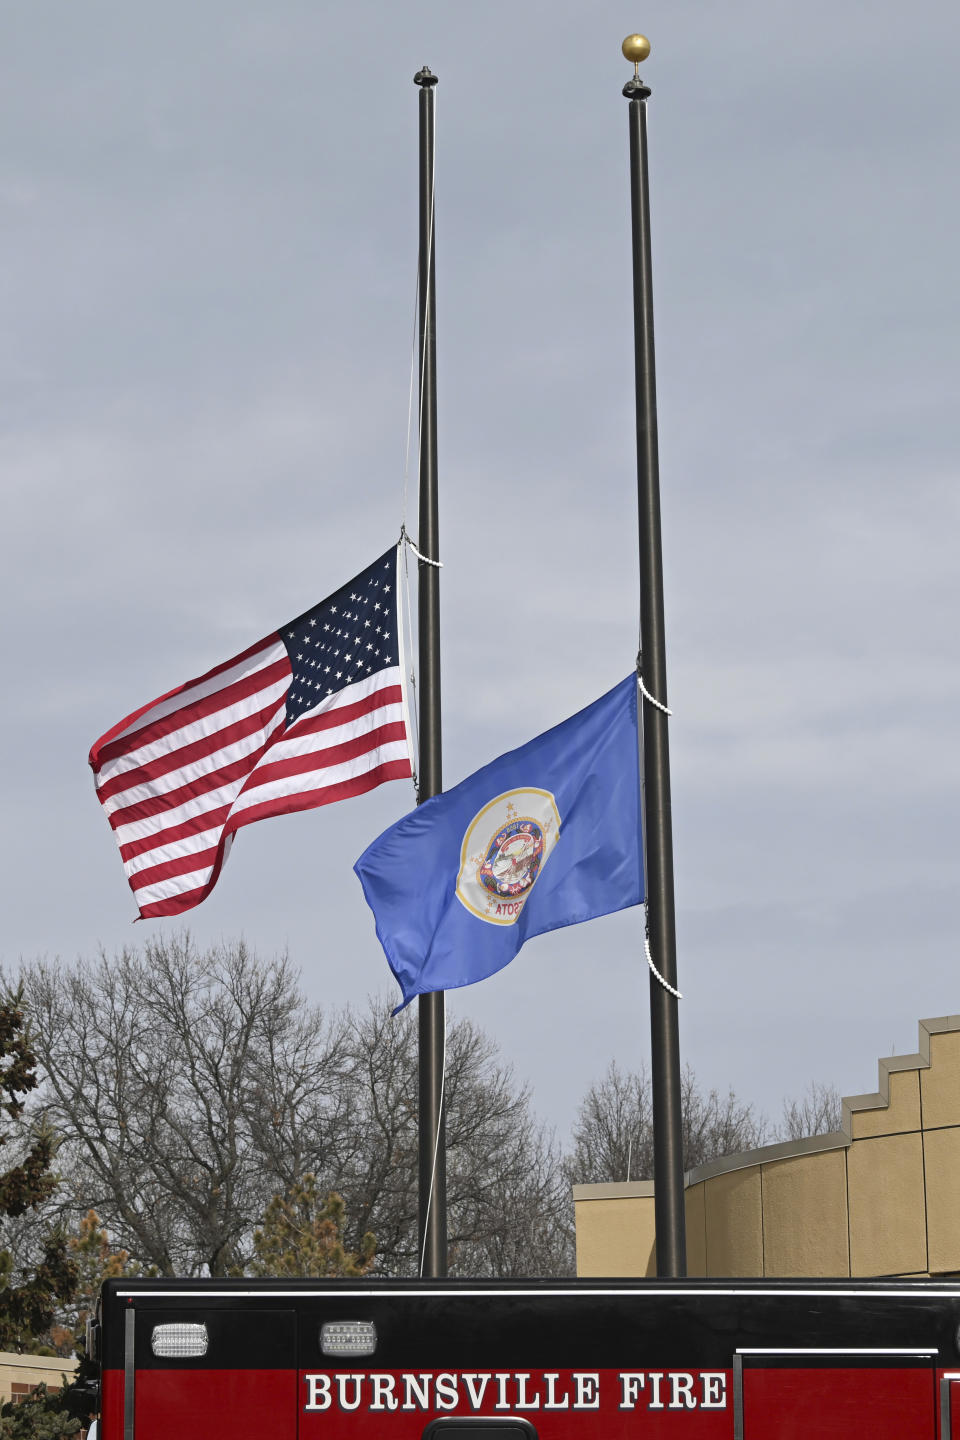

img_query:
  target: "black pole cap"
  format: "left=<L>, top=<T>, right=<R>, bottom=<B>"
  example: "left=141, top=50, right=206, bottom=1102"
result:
left=414, top=66, right=438, bottom=86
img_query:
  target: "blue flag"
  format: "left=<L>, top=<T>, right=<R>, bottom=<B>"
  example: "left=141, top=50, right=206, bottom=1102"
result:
left=354, top=676, right=642, bottom=1010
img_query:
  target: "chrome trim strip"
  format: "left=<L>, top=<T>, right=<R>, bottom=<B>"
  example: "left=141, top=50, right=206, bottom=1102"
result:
left=124, top=1308, right=135, bottom=1440
left=116, top=1286, right=960, bottom=1300
left=736, top=1347, right=937, bottom=1356
left=733, top=1353, right=743, bottom=1440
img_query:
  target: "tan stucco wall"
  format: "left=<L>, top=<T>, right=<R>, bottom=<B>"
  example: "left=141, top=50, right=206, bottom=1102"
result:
left=849, top=1068, right=920, bottom=1139
left=573, top=1183, right=655, bottom=1277
left=760, top=1146, right=849, bottom=1277
left=847, top=1130, right=926, bottom=1275
left=704, top=1166, right=762, bottom=1276
left=922, top=1029, right=960, bottom=1128
left=0, top=1352, right=78, bottom=1404
left=684, top=1182, right=706, bottom=1275
left=575, top=1015, right=960, bottom=1279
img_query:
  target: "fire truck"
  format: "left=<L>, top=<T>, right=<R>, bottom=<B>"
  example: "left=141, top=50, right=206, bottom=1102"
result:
left=91, top=1275, right=960, bottom=1440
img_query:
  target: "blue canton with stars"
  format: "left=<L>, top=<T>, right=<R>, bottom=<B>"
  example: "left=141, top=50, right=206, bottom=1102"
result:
left=280, top=548, right=400, bottom=727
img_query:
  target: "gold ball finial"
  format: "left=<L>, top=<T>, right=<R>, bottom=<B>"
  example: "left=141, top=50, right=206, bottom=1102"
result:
left=622, top=34, right=651, bottom=67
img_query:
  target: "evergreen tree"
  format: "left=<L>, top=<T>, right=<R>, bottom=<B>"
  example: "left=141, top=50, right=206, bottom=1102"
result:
left=249, top=1179, right=375, bottom=1278
left=0, top=1383, right=82, bottom=1440
left=0, top=988, right=75, bottom=1353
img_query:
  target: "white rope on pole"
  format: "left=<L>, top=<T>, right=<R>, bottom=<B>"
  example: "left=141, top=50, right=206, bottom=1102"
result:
left=638, top=674, right=671, bottom=715
left=645, top=930, right=683, bottom=999
left=401, top=527, right=443, bottom=568
left=636, top=673, right=680, bottom=998
left=398, top=89, right=441, bottom=791
left=419, top=1016, right=447, bottom=1278
left=398, top=538, right=420, bottom=796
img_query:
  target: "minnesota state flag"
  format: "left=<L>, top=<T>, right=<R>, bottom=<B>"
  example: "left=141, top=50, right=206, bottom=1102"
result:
left=354, top=676, right=643, bottom=1010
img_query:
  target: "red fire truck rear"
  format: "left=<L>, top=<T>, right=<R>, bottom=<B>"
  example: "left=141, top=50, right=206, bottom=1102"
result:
left=90, top=1276, right=960, bottom=1440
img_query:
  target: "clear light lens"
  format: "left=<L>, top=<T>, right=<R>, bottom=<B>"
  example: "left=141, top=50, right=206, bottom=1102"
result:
left=151, top=1322, right=209, bottom=1358
left=320, top=1321, right=377, bottom=1356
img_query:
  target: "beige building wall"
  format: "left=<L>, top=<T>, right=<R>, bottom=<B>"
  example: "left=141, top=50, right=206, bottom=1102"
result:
left=574, top=1015, right=960, bottom=1279
left=0, top=1351, right=78, bottom=1406
left=574, top=1181, right=655, bottom=1277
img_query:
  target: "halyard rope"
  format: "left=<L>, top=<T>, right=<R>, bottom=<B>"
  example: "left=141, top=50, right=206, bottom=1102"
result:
left=399, top=90, right=440, bottom=795
left=419, top=1018, right=447, bottom=1277
left=645, top=905, right=683, bottom=999
left=638, top=674, right=671, bottom=715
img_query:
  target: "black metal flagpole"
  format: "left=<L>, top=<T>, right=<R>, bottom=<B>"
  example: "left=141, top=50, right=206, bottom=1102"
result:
left=622, top=34, right=686, bottom=1277
left=413, top=64, right=447, bottom=1279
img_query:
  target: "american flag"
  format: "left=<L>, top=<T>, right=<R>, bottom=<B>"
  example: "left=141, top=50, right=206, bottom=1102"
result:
left=90, top=547, right=413, bottom=919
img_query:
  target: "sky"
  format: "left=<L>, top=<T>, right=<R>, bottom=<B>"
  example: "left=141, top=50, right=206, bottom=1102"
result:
left=2, top=0, right=959, bottom=1152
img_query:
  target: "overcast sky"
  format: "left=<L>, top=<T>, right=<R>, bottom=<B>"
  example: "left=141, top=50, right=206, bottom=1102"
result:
left=2, top=0, right=958, bottom=1149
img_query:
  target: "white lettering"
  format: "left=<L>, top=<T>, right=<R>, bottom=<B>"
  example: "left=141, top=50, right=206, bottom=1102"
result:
left=701, top=1373, right=727, bottom=1409
left=543, top=1373, right=570, bottom=1410
left=370, top=1375, right=398, bottom=1411
left=515, top=1375, right=541, bottom=1410
left=402, top=1375, right=432, bottom=1411
left=619, top=1374, right=646, bottom=1410
left=305, top=1375, right=332, bottom=1412
left=669, top=1374, right=696, bottom=1410
left=435, top=1374, right=459, bottom=1411
left=648, top=1373, right=665, bottom=1410
left=573, top=1374, right=600, bottom=1410
left=463, top=1375, right=490, bottom=1410
left=494, top=1374, right=511, bottom=1411
left=335, top=1375, right=363, bottom=1411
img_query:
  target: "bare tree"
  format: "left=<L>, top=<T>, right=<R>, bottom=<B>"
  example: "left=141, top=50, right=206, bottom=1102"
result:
left=17, top=937, right=349, bottom=1276
left=327, top=999, right=573, bottom=1277
left=565, top=1060, right=768, bottom=1185
left=778, top=1081, right=842, bottom=1140
left=15, top=944, right=574, bottom=1278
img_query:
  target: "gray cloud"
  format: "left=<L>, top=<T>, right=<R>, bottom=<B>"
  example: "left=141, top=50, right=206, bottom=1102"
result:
left=2, top=0, right=958, bottom=1144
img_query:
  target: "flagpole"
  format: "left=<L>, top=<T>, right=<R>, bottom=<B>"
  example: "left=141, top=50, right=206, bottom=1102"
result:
left=622, top=34, right=686, bottom=1278
left=413, top=63, right=447, bottom=1279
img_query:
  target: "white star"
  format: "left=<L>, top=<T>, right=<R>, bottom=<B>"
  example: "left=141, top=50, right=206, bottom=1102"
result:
left=374, top=602, right=381, bottom=611
left=330, top=605, right=337, bottom=614
left=384, top=584, right=391, bottom=593
left=364, top=619, right=371, bottom=628
left=366, top=643, right=373, bottom=651
left=324, top=624, right=330, bottom=632
left=350, top=592, right=357, bottom=601
left=335, top=671, right=343, bottom=680
left=309, top=618, right=317, bottom=627
left=296, top=652, right=303, bottom=660
left=345, top=654, right=352, bottom=663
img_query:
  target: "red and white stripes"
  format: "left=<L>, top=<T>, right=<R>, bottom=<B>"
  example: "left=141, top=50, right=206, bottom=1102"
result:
left=90, top=640, right=411, bottom=919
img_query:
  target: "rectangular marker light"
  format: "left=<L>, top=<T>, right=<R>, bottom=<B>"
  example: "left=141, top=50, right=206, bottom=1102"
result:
left=151, top=1323, right=209, bottom=1358
left=320, top=1321, right=377, bottom=1356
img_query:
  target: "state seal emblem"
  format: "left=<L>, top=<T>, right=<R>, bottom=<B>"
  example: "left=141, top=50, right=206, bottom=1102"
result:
left=456, top=788, right=561, bottom=925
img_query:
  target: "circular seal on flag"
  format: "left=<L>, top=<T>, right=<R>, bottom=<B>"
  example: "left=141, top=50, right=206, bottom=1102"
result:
left=456, top=789, right=561, bottom=926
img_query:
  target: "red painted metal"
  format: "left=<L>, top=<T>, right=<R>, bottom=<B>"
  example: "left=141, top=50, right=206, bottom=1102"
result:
left=742, top=1366, right=935, bottom=1439
left=132, top=1369, right=296, bottom=1440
